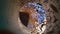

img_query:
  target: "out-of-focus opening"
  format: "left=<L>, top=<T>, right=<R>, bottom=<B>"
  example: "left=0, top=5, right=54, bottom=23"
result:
left=19, top=12, right=29, bottom=27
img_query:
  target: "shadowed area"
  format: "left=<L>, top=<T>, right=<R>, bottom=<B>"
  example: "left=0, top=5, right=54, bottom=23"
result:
left=0, top=30, right=15, bottom=34
left=19, top=12, right=29, bottom=27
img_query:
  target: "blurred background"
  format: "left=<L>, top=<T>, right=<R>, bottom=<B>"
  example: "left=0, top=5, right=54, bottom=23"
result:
left=0, top=0, right=60, bottom=34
